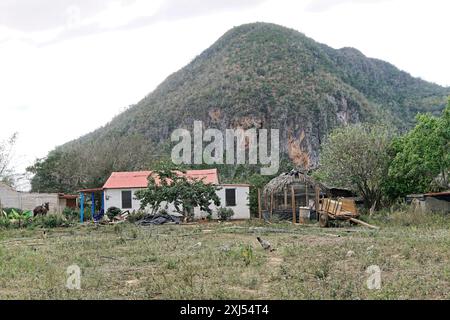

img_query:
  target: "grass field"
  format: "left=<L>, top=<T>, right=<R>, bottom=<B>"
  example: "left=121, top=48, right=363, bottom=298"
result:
left=1, top=211, right=450, bottom=299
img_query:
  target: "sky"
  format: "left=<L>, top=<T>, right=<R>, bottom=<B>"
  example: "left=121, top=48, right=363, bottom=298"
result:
left=1, top=0, right=449, bottom=190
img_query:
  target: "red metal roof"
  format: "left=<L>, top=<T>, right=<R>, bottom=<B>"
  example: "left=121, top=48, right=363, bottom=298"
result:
left=102, top=169, right=219, bottom=189
left=77, top=187, right=104, bottom=193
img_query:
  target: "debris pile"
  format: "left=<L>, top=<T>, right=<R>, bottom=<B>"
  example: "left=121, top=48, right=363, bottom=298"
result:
left=135, top=213, right=181, bottom=226
left=94, top=210, right=129, bottom=225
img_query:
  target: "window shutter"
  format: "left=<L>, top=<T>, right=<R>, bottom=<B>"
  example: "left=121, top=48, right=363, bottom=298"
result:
left=225, top=189, right=236, bottom=207
left=121, top=191, right=132, bottom=209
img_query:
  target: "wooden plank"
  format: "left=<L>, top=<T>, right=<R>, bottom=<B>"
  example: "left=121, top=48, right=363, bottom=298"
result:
left=291, top=185, right=296, bottom=224
left=341, top=198, right=357, bottom=215
left=349, top=218, right=379, bottom=230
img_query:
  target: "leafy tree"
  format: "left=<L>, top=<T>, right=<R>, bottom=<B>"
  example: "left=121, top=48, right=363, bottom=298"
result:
left=385, top=100, right=450, bottom=197
left=316, top=124, right=394, bottom=209
left=0, top=133, right=17, bottom=186
left=27, top=151, right=75, bottom=193
left=135, top=164, right=221, bottom=219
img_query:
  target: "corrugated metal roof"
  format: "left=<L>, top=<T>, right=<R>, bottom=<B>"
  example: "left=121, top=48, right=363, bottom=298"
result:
left=102, top=169, right=219, bottom=189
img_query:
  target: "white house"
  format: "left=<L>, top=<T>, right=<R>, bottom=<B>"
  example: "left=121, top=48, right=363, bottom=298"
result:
left=102, top=169, right=250, bottom=219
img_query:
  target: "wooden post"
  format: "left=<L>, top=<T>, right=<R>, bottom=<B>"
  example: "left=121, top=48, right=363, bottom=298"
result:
left=305, top=183, right=309, bottom=207
left=291, top=185, right=296, bottom=224
left=258, top=188, right=262, bottom=220
left=284, top=188, right=288, bottom=209
left=264, top=192, right=268, bottom=211
left=270, top=192, right=274, bottom=219
left=315, top=185, right=320, bottom=211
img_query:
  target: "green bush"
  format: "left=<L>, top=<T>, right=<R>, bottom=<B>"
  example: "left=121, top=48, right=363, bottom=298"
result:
left=0, top=212, right=72, bottom=229
left=127, top=210, right=146, bottom=223
left=217, top=207, right=235, bottom=221
left=0, top=217, right=11, bottom=229
left=2, top=207, right=23, bottom=215
left=33, top=214, right=70, bottom=228
left=106, top=206, right=122, bottom=219
left=62, top=207, right=79, bottom=221
left=239, top=244, right=254, bottom=266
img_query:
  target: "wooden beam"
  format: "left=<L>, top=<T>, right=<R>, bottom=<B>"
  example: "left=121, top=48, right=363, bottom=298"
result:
left=258, top=188, right=262, bottom=220
left=291, top=185, right=296, bottom=224
left=349, top=218, right=380, bottom=230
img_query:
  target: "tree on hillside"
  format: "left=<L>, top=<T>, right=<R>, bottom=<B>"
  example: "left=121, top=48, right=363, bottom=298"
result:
left=135, top=163, right=221, bottom=220
left=385, top=99, right=450, bottom=198
left=316, top=124, right=394, bottom=210
left=0, top=133, right=18, bottom=186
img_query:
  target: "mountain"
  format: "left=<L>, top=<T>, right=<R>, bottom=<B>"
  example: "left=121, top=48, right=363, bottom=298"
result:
left=29, top=22, right=449, bottom=192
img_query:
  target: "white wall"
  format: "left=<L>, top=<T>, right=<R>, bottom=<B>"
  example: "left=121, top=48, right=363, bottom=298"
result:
left=194, top=185, right=250, bottom=220
left=0, top=182, right=61, bottom=213
left=104, top=185, right=250, bottom=219
left=104, top=188, right=143, bottom=212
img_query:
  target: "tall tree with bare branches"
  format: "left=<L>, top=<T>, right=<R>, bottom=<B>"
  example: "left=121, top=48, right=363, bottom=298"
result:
left=0, top=133, right=17, bottom=186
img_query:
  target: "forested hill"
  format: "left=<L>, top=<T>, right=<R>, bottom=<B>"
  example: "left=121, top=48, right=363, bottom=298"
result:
left=28, top=22, right=449, bottom=193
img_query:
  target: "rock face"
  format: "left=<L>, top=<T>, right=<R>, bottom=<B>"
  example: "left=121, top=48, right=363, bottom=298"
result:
left=32, top=22, right=449, bottom=191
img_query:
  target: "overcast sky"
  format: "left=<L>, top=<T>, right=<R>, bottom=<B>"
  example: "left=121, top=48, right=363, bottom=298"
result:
left=1, top=0, right=449, bottom=189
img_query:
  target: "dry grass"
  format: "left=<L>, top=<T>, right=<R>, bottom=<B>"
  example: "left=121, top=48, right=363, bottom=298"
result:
left=1, top=214, right=450, bottom=299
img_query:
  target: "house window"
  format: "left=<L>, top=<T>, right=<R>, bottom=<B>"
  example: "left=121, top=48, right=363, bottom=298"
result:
left=225, top=189, right=236, bottom=207
left=121, top=190, right=132, bottom=209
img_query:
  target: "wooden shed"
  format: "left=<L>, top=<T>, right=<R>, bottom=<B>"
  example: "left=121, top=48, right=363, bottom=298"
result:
left=259, top=170, right=329, bottom=222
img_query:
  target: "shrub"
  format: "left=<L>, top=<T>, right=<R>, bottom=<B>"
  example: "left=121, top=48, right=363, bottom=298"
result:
left=0, top=212, right=71, bottom=229
left=127, top=210, right=146, bottom=223
left=106, top=206, right=122, bottom=219
left=2, top=207, right=23, bottom=215
left=63, top=207, right=79, bottom=221
left=240, top=244, right=254, bottom=266
left=217, top=207, right=235, bottom=221
left=33, top=214, right=70, bottom=228
left=0, top=217, right=11, bottom=229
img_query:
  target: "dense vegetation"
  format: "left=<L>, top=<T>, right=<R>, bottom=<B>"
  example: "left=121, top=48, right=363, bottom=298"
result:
left=385, top=99, right=450, bottom=197
left=315, top=124, right=394, bottom=210
left=317, top=101, right=450, bottom=208
left=28, top=23, right=449, bottom=194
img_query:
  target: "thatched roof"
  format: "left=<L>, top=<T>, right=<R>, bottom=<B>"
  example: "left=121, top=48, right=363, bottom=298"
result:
left=263, top=169, right=328, bottom=196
